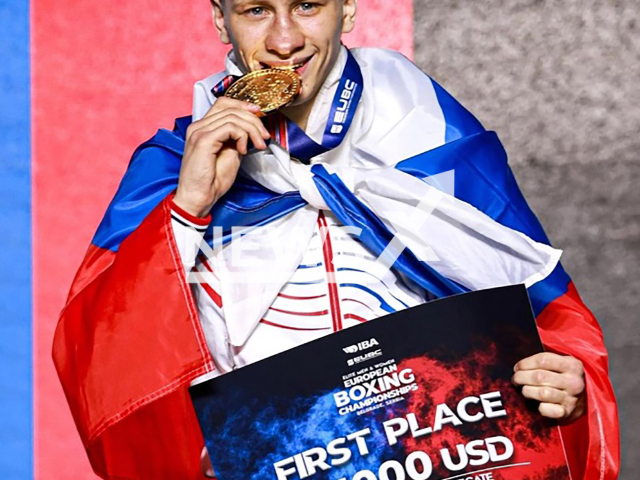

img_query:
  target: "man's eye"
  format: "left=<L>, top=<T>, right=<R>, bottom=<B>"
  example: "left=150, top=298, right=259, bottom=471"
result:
left=297, top=2, right=318, bottom=13
left=246, top=6, right=266, bottom=16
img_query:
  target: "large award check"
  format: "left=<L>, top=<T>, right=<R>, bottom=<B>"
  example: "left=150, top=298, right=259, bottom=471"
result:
left=190, top=285, right=570, bottom=480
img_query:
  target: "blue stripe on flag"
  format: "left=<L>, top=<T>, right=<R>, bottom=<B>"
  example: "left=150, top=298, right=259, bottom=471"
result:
left=429, top=78, right=485, bottom=143
left=0, top=0, right=33, bottom=477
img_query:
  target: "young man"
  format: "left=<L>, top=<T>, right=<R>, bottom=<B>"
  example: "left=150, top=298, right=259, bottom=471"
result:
left=53, top=1, right=619, bottom=479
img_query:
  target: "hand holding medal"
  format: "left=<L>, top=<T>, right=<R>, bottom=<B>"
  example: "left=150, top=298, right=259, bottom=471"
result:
left=174, top=66, right=304, bottom=218
left=174, top=74, right=285, bottom=218
left=174, top=51, right=363, bottom=218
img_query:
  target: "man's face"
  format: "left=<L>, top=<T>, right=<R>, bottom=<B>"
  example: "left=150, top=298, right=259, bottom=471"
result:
left=212, top=0, right=357, bottom=106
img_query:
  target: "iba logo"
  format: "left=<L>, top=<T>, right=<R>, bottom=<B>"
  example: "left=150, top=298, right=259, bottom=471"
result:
left=342, top=338, right=380, bottom=354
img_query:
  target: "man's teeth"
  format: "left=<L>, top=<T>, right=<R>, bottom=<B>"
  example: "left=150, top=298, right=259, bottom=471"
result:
left=272, top=63, right=304, bottom=71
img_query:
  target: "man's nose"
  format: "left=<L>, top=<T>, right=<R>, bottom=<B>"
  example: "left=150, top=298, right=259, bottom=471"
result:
left=265, top=13, right=304, bottom=58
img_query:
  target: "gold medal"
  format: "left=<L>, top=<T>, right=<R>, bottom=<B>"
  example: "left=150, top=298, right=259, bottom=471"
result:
left=224, top=68, right=301, bottom=114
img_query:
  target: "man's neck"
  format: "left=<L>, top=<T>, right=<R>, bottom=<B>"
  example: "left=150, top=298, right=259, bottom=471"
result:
left=282, top=98, right=316, bottom=131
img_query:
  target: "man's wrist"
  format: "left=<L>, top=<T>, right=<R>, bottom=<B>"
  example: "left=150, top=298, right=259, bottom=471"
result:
left=171, top=194, right=212, bottom=225
left=172, top=192, right=214, bottom=220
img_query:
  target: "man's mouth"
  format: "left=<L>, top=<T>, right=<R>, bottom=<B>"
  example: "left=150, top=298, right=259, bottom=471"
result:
left=259, top=56, right=312, bottom=76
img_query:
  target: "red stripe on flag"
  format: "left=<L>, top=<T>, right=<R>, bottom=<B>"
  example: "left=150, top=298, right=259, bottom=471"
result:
left=535, top=281, right=620, bottom=480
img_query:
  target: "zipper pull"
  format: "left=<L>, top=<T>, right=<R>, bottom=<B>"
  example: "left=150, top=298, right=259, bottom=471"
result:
left=225, top=334, right=238, bottom=371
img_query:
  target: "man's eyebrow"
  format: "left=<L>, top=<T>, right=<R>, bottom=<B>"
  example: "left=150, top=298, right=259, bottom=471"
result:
left=231, top=0, right=298, bottom=7
left=231, top=0, right=271, bottom=6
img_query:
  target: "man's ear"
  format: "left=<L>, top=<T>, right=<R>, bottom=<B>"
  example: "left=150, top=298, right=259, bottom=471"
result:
left=211, top=1, right=231, bottom=44
left=341, top=0, right=357, bottom=35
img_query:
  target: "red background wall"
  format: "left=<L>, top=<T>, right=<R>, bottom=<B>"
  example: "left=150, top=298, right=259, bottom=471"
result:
left=31, top=1, right=413, bottom=477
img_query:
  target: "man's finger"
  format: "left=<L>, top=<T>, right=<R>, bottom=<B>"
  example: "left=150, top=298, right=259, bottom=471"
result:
left=225, top=126, right=250, bottom=155
left=521, top=385, right=566, bottom=404
left=514, top=352, right=581, bottom=374
left=212, top=110, right=271, bottom=140
left=186, top=99, right=264, bottom=142
left=192, top=113, right=269, bottom=149
left=203, top=96, right=261, bottom=118
left=512, top=369, right=575, bottom=391
left=538, top=402, right=566, bottom=419
left=192, top=118, right=268, bottom=152
left=194, top=109, right=271, bottom=140
left=190, top=123, right=249, bottom=156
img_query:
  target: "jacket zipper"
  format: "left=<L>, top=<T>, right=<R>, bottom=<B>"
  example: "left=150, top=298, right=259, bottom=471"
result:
left=224, top=333, right=237, bottom=371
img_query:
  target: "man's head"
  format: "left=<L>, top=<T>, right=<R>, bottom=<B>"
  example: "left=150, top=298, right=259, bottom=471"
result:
left=211, top=0, right=357, bottom=108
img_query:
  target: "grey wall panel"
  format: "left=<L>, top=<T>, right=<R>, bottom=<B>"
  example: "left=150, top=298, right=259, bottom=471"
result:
left=413, top=1, right=639, bottom=478
left=414, top=0, right=639, bottom=166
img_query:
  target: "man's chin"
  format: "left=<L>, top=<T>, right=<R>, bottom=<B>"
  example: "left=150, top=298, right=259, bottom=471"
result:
left=287, top=88, right=317, bottom=108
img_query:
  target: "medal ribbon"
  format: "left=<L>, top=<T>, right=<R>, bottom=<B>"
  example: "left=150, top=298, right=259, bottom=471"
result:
left=211, top=49, right=364, bottom=164
left=284, top=50, right=363, bottom=163
left=211, top=75, right=239, bottom=97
